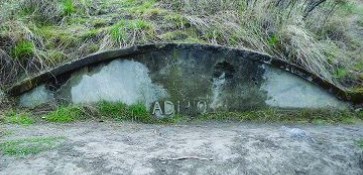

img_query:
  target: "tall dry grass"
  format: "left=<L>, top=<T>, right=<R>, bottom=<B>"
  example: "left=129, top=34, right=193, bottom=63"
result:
left=0, top=0, right=362, bottom=94
left=165, top=0, right=363, bottom=88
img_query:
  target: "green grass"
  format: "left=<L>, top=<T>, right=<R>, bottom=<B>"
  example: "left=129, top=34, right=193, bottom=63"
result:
left=2, top=110, right=34, bottom=125
left=159, top=29, right=203, bottom=43
left=268, top=35, right=279, bottom=47
left=164, top=13, right=190, bottom=29
left=97, top=101, right=156, bottom=123
left=36, top=26, right=82, bottom=48
left=97, top=101, right=188, bottom=124
left=97, top=101, right=131, bottom=120
left=0, top=137, right=65, bottom=156
left=110, top=21, right=128, bottom=43
left=110, top=19, right=155, bottom=43
left=127, top=0, right=157, bottom=15
left=129, top=103, right=154, bottom=123
left=11, top=40, right=35, bottom=60
left=62, top=0, right=76, bottom=16
left=335, top=68, right=348, bottom=79
left=44, top=106, right=83, bottom=123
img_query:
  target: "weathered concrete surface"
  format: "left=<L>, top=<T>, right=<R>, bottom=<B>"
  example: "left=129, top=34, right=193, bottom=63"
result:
left=13, top=44, right=355, bottom=113
left=1, top=122, right=363, bottom=175
left=7, top=44, right=361, bottom=105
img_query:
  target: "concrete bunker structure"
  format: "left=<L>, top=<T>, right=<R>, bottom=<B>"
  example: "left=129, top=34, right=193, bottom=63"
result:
left=6, top=43, right=362, bottom=116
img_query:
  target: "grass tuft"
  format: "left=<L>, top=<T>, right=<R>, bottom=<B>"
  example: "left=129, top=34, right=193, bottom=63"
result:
left=97, top=101, right=156, bottom=123
left=62, top=0, right=76, bottom=16
left=2, top=110, right=34, bottom=125
left=44, top=106, right=83, bottom=123
left=11, top=40, right=35, bottom=60
left=129, top=103, right=153, bottom=123
left=110, top=19, right=155, bottom=46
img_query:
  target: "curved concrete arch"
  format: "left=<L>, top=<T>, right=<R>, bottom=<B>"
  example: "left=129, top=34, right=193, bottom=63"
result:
left=6, top=43, right=362, bottom=108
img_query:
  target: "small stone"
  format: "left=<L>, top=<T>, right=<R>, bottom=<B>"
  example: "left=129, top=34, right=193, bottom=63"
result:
left=281, top=126, right=309, bottom=140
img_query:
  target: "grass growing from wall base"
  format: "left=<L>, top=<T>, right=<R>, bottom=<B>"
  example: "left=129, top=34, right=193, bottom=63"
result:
left=197, top=109, right=362, bottom=124
left=97, top=101, right=181, bottom=124
left=39, top=102, right=186, bottom=124
left=2, top=102, right=361, bottom=125
left=44, top=106, right=83, bottom=123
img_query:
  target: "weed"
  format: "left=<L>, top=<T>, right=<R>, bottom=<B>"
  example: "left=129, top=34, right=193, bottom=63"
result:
left=110, top=19, right=155, bottom=45
left=44, top=106, right=83, bottom=123
left=62, top=0, right=76, bottom=16
left=97, top=101, right=130, bottom=120
left=335, top=68, right=348, bottom=79
left=110, top=21, right=128, bottom=43
left=164, top=13, right=190, bottom=29
left=11, top=40, right=34, bottom=60
left=127, top=0, right=156, bottom=15
left=2, top=110, right=34, bottom=125
left=0, top=137, right=65, bottom=156
left=129, top=103, right=154, bottom=123
left=45, top=50, right=67, bottom=64
left=97, top=101, right=156, bottom=123
left=268, top=35, right=279, bottom=47
left=159, top=29, right=203, bottom=43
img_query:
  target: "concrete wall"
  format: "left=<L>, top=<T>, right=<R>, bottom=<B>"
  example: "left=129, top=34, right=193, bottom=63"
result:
left=16, top=44, right=349, bottom=116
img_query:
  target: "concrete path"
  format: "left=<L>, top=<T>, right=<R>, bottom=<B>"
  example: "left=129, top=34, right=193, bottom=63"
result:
left=1, top=122, right=363, bottom=175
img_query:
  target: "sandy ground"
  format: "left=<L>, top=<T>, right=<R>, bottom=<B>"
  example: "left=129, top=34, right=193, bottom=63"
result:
left=1, top=121, right=363, bottom=175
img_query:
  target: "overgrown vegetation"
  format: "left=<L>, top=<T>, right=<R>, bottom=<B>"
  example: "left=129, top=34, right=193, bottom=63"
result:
left=0, top=0, right=362, bottom=93
left=0, top=137, right=65, bottom=156
left=1, top=101, right=361, bottom=125
left=38, top=101, right=184, bottom=124
left=97, top=101, right=154, bottom=123
left=96, top=101, right=186, bottom=123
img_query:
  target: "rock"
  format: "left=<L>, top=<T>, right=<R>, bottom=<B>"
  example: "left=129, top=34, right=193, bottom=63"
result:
left=281, top=126, right=309, bottom=140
